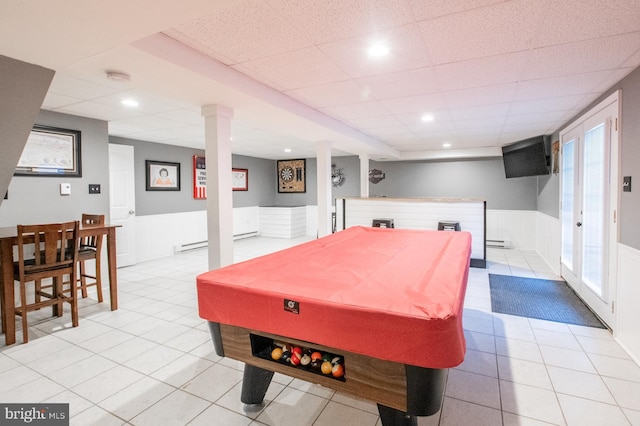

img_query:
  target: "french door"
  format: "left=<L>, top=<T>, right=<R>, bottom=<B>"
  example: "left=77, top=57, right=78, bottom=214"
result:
left=560, top=92, right=619, bottom=328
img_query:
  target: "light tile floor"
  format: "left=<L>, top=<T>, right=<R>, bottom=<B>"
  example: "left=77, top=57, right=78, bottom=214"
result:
left=2, top=238, right=640, bottom=425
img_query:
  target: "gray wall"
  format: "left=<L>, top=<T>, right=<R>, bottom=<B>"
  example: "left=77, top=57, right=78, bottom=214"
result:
left=110, top=136, right=206, bottom=216
left=536, top=130, right=560, bottom=219
left=232, top=155, right=276, bottom=208
left=110, top=136, right=279, bottom=214
left=331, top=156, right=362, bottom=201
left=0, top=110, right=111, bottom=226
left=368, top=158, right=539, bottom=210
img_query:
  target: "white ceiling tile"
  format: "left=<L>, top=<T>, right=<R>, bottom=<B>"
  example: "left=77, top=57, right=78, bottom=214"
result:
left=49, top=73, right=120, bottom=100
left=266, top=0, right=415, bottom=44
left=435, top=52, right=528, bottom=91
left=232, top=47, right=350, bottom=90
left=513, top=72, right=615, bottom=101
left=444, top=84, right=517, bottom=108
left=286, top=80, right=369, bottom=108
left=155, top=108, right=203, bottom=125
left=320, top=101, right=389, bottom=120
left=406, top=0, right=505, bottom=21
left=170, top=0, right=310, bottom=64
left=42, top=92, right=83, bottom=109
left=379, top=93, right=447, bottom=115
left=522, top=33, right=640, bottom=81
left=357, top=67, right=441, bottom=100
left=454, top=116, right=507, bottom=131
left=449, top=103, right=511, bottom=121
left=56, top=100, right=138, bottom=121
left=420, top=0, right=545, bottom=65
left=510, top=95, right=587, bottom=115
left=319, top=24, right=432, bottom=78
left=346, top=115, right=405, bottom=129
left=533, top=0, right=640, bottom=48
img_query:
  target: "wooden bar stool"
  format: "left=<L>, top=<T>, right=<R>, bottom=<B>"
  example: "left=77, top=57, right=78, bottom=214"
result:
left=78, top=214, right=105, bottom=302
left=14, top=221, right=80, bottom=343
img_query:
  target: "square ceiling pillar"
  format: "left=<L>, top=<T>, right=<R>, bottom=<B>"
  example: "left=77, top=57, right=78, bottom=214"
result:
left=202, top=104, right=234, bottom=269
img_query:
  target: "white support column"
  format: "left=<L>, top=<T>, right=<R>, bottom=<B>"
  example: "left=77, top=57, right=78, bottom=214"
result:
left=202, top=104, right=234, bottom=269
left=316, top=141, right=332, bottom=237
left=359, top=154, right=370, bottom=198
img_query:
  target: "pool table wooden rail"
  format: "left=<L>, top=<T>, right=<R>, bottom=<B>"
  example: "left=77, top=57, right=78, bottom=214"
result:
left=208, top=321, right=447, bottom=417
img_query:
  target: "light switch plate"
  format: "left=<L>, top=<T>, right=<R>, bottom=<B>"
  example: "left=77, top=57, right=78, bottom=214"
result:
left=623, top=176, right=632, bottom=192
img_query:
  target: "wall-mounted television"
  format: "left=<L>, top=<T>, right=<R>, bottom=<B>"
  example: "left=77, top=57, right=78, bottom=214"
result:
left=501, top=135, right=550, bottom=178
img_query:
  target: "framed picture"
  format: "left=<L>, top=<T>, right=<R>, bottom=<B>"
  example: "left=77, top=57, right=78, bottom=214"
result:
left=277, top=159, right=306, bottom=193
left=552, top=140, right=560, bottom=174
left=146, top=160, right=181, bottom=191
left=15, top=125, right=82, bottom=177
left=232, top=168, right=248, bottom=191
left=193, top=155, right=206, bottom=199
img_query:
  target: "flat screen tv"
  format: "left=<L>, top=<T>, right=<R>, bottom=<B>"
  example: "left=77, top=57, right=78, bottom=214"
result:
left=501, top=135, right=550, bottom=178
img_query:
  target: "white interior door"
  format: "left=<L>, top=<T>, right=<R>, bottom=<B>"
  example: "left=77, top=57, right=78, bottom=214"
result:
left=560, top=92, right=619, bottom=328
left=109, top=144, right=136, bottom=267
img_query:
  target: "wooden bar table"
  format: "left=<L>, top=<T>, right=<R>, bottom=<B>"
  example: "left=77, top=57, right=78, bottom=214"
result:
left=0, top=222, right=120, bottom=345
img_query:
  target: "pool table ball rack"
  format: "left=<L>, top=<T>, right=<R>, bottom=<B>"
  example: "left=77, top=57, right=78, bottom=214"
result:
left=208, top=321, right=448, bottom=425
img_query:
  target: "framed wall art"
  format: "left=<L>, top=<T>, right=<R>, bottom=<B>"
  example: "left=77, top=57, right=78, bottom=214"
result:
left=277, top=159, right=306, bottom=193
left=146, top=160, right=181, bottom=191
left=232, top=168, right=248, bottom=191
left=193, top=155, right=206, bottom=199
left=15, top=125, right=82, bottom=177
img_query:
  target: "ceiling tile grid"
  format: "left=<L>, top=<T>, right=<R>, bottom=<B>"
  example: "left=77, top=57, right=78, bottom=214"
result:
left=6, top=1, right=640, bottom=160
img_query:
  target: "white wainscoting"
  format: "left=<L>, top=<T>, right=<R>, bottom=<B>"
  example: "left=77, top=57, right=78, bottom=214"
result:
left=336, top=197, right=485, bottom=263
left=259, top=206, right=306, bottom=238
left=615, top=243, right=640, bottom=365
left=486, top=209, right=537, bottom=250
left=135, top=207, right=260, bottom=263
left=136, top=211, right=208, bottom=263
left=535, top=212, right=561, bottom=275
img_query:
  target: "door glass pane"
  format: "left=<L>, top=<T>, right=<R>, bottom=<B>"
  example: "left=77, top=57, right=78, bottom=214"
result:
left=582, top=123, right=605, bottom=295
left=561, top=140, right=575, bottom=268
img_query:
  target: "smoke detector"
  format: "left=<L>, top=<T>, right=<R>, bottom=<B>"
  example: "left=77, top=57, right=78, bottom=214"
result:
left=106, top=71, right=131, bottom=83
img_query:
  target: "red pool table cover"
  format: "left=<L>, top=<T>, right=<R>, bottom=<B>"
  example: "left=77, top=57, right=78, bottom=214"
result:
left=197, top=226, right=472, bottom=369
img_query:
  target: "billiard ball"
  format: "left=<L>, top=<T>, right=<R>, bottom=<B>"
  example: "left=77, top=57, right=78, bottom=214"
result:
left=310, top=351, right=322, bottom=361
left=300, top=354, right=311, bottom=366
left=290, top=351, right=302, bottom=366
left=321, top=361, right=333, bottom=375
left=331, top=363, right=344, bottom=378
left=271, top=347, right=283, bottom=361
left=281, top=350, right=292, bottom=363
left=310, top=359, right=322, bottom=370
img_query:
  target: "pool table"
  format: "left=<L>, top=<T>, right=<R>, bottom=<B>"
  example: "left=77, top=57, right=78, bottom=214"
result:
left=197, top=226, right=471, bottom=425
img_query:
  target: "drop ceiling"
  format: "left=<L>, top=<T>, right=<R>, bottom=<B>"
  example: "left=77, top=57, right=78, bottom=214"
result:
left=2, top=0, right=639, bottom=160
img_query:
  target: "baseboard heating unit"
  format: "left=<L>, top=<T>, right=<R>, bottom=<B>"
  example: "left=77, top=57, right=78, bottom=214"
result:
left=486, top=239, right=512, bottom=249
left=174, top=241, right=208, bottom=254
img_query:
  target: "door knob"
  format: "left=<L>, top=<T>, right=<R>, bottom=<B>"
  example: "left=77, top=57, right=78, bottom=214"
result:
left=576, top=221, right=582, bottom=227
left=128, top=210, right=135, bottom=215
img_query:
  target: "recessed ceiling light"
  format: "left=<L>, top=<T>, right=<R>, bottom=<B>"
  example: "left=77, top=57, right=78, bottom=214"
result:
left=442, top=143, right=452, bottom=148
left=421, top=114, right=435, bottom=122
left=121, top=99, right=139, bottom=108
left=284, top=148, right=292, bottom=153
left=368, top=42, right=389, bottom=57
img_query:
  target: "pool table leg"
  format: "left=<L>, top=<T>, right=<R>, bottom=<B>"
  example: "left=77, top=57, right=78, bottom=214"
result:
left=241, top=364, right=274, bottom=405
left=377, top=404, right=417, bottom=426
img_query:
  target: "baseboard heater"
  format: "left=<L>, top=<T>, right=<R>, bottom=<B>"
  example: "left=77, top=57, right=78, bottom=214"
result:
left=233, top=231, right=259, bottom=240
left=487, top=239, right=512, bottom=249
left=174, top=240, right=208, bottom=254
